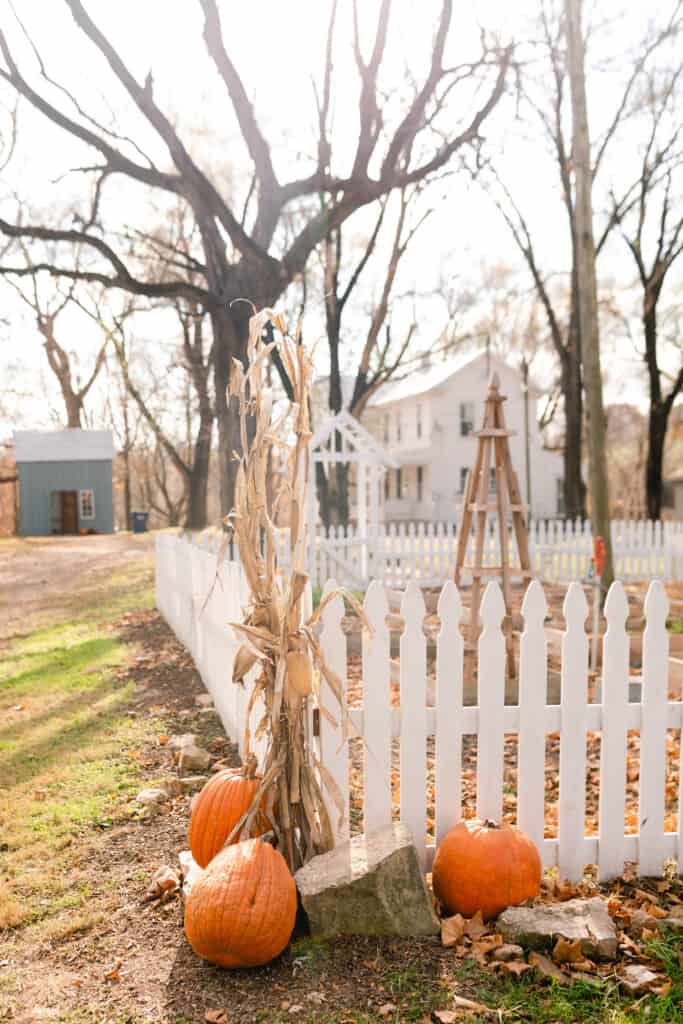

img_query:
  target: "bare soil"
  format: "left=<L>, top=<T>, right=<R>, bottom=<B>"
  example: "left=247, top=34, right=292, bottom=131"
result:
left=0, top=533, right=156, bottom=642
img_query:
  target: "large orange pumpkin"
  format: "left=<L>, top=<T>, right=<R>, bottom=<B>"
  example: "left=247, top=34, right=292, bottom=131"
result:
left=189, top=768, right=268, bottom=868
left=432, top=818, right=541, bottom=921
left=184, top=838, right=297, bottom=968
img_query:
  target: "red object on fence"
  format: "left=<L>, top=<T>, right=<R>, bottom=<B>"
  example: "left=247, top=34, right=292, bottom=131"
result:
left=594, top=536, right=606, bottom=577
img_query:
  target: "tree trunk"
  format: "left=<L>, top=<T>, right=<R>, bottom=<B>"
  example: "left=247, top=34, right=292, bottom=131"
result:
left=646, top=405, right=667, bottom=520
left=561, top=349, right=586, bottom=520
left=62, top=389, right=83, bottom=429
left=187, top=414, right=213, bottom=529
left=210, top=305, right=246, bottom=516
left=565, top=0, right=614, bottom=588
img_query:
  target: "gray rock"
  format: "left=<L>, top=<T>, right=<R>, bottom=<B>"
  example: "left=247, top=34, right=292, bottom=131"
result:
left=195, top=694, right=214, bottom=708
left=619, top=964, right=659, bottom=995
left=135, top=787, right=169, bottom=806
left=178, top=743, right=212, bottom=772
left=294, top=823, right=439, bottom=939
left=167, top=733, right=197, bottom=750
left=178, top=849, right=203, bottom=898
left=497, top=897, right=618, bottom=961
left=491, top=943, right=525, bottom=962
left=178, top=775, right=208, bottom=794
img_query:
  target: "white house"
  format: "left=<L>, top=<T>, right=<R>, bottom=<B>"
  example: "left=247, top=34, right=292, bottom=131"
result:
left=361, top=350, right=564, bottom=522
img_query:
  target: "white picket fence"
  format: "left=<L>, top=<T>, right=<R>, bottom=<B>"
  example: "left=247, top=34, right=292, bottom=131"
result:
left=269, top=518, right=680, bottom=589
left=155, top=532, right=682, bottom=882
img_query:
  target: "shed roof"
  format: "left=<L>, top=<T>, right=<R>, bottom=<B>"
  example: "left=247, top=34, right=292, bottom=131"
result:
left=14, top=429, right=114, bottom=464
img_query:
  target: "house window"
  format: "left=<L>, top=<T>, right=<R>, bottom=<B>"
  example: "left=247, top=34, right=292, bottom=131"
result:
left=417, top=466, right=424, bottom=502
left=460, top=401, right=475, bottom=437
left=416, top=404, right=422, bottom=439
left=396, top=412, right=402, bottom=443
left=79, top=489, right=95, bottom=520
left=556, top=478, right=565, bottom=516
left=396, top=468, right=403, bottom=499
left=459, top=467, right=468, bottom=494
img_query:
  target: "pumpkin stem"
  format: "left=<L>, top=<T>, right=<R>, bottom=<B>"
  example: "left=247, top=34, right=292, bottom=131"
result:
left=483, top=818, right=500, bottom=829
left=243, top=753, right=258, bottom=780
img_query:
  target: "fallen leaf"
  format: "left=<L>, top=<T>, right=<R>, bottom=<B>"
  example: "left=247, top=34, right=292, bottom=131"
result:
left=464, top=910, right=488, bottom=941
left=642, top=927, right=659, bottom=942
left=377, top=1004, right=396, bottom=1018
left=104, top=961, right=121, bottom=982
left=552, top=937, right=584, bottom=964
left=433, top=1012, right=458, bottom=1023
left=288, top=1007, right=303, bottom=1015
left=441, top=914, right=466, bottom=948
left=158, top=734, right=169, bottom=746
left=529, top=952, right=568, bottom=984
left=453, top=995, right=495, bottom=1013
left=641, top=902, right=668, bottom=920
left=204, top=1011, right=228, bottom=1024
left=494, top=959, right=533, bottom=978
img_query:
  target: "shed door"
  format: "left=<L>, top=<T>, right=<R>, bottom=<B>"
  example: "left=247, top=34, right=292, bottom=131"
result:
left=60, top=491, right=78, bottom=534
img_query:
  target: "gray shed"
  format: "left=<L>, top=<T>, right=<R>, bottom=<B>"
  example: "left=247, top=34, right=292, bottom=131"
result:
left=14, top=429, right=114, bottom=536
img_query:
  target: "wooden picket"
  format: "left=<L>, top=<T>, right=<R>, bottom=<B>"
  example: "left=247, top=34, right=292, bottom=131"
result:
left=156, top=533, right=680, bottom=881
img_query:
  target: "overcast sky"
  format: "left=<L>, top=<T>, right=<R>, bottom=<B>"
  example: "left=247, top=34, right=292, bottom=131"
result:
left=1, top=0, right=681, bottom=437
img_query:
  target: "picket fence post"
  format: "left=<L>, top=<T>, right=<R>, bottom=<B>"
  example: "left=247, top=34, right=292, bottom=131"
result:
left=558, top=582, right=589, bottom=882
left=639, top=581, right=670, bottom=876
left=476, top=582, right=506, bottom=823
left=598, top=581, right=630, bottom=881
left=362, top=580, right=392, bottom=833
left=400, top=580, right=427, bottom=867
left=435, top=581, right=464, bottom=844
left=517, top=579, right=548, bottom=856
left=318, top=579, right=350, bottom=844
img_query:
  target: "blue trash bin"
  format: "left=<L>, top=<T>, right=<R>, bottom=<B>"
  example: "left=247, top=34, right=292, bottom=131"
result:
left=130, top=512, right=149, bottom=533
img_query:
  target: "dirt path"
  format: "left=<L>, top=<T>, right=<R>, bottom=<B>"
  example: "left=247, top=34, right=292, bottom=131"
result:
left=0, top=533, right=156, bottom=641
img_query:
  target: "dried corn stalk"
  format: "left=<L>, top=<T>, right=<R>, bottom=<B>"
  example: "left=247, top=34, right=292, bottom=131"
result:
left=224, top=308, right=349, bottom=872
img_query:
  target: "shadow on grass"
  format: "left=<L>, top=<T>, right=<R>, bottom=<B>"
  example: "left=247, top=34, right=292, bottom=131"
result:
left=0, top=678, right=131, bottom=788
left=0, top=637, right=119, bottom=696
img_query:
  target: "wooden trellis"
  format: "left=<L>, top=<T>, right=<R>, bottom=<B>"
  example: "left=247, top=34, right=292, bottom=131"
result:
left=453, top=373, right=533, bottom=678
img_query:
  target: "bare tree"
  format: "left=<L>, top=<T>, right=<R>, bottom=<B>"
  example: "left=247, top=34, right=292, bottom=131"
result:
left=565, top=0, right=613, bottom=587
left=5, top=267, right=108, bottom=428
left=481, top=0, right=682, bottom=521
left=102, top=305, right=214, bottom=530
left=0, top=0, right=512, bottom=510
left=611, top=69, right=683, bottom=518
left=315, top=186, right=429, bottom=525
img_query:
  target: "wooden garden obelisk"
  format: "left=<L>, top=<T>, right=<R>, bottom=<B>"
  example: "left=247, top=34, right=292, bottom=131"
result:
left=453, top=373, right=533, bottom=678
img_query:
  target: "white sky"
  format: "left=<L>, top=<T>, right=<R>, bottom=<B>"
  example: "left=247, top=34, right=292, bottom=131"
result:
left=0, top=0, right=681, bottom=437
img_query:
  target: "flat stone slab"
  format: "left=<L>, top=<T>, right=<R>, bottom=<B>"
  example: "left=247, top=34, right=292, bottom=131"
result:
left=295, top=823, right=439, bottom=939
left=497, top=897, right=618, bottom=960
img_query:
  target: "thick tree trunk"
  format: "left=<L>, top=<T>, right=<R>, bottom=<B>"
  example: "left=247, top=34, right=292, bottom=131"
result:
left=566, top=0, right=614, bottom=589
left=211, top=305, right=247, bottom=517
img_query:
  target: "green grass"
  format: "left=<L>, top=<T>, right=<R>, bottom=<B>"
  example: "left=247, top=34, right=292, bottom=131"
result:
left=0, top=566, right=155, bottom=937
left=669, top=616, right=683, bottom=634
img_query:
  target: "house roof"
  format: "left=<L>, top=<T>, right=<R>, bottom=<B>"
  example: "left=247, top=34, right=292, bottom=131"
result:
left=368, top=350, right=507, bottom=407
left=14, top=429, right=114, bottom=464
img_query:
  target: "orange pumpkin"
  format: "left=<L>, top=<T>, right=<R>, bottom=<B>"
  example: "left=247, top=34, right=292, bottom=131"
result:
left=184, top=838, right=297, bottom=968
left=189, top=768, right=268, bottom=868
left=432, top=818, right=541, bottom=921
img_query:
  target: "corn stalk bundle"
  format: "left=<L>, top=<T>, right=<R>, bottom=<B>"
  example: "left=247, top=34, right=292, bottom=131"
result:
left=225, top=308, right=355, bottom=872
